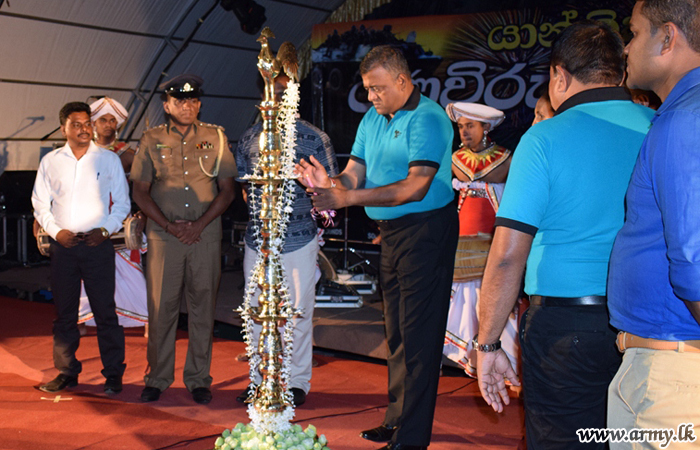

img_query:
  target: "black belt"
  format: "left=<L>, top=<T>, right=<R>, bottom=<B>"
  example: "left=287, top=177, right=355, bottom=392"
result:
left=529, top=295, right=607, bottom=307
left=375, top=204, right=450, bottom=230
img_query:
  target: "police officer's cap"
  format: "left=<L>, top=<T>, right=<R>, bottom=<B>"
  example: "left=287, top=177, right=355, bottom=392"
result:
left=160, top=74, right=204, bottom=99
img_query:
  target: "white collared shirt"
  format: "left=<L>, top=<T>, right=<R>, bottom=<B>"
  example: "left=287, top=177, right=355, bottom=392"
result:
left=32, top=141, right=130, bottom=239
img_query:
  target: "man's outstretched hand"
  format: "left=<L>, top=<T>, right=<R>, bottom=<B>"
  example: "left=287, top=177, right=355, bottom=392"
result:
left=295, top=155, right=330, bottom=189
left=476, top=349, right=520, bottom=413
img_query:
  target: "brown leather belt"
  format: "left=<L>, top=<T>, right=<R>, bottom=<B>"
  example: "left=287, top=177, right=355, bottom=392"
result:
left=616, top=331, right=700, bottom=354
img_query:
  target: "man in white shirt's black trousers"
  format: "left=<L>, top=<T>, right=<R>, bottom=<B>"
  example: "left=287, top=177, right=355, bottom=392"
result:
left=32, top=102, right=131, bottom=394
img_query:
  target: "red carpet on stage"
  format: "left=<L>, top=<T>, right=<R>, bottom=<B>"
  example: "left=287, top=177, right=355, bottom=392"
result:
left=0, top=296, right=524, bottom=449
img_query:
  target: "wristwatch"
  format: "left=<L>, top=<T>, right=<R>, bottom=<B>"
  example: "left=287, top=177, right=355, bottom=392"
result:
left=472, top=334, right=502, bottom=352
left=100, top=227, right=109, bottom=238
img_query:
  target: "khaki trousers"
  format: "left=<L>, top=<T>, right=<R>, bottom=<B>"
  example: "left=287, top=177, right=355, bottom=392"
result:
left=244, top=238, right=319, bottom=394
left=608, top=347, right=700, bottom=449
left=144, top=238, right=221, bottom=391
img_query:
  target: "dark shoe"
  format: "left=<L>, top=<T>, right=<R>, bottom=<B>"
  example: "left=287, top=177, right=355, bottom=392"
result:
left=290, top=387, right=306, bottom=407
left=192, top=387, right=212, bottom=405
left=140, top=386, right=161, bottom=402
left=39, top=374, right=78, bottom=393
left=376, top=444, right=427, bottom=450
left=236, top=384, right=257, bottom=403
left=103, top=376, right=122, bottom=394
left=361, top=424, right=397, bottom=442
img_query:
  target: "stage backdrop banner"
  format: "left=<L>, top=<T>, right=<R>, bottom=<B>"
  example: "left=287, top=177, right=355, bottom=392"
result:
left=310, top=1, right=635, bottom=154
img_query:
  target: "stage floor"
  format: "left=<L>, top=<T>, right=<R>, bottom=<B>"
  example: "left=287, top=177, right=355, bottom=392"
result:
left=0, top=296, right=524, bottom=450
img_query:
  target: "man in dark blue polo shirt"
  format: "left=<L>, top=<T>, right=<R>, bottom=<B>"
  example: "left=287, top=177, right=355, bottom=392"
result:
left=473, top=22, right=654, bottom=450
left=608, top=0, right=700, bottom=438
left=296, top=45, right=457, bottom=450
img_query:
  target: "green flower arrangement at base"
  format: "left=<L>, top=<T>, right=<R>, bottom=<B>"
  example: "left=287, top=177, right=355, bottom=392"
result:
left=214, top=423, right=331, bottom=450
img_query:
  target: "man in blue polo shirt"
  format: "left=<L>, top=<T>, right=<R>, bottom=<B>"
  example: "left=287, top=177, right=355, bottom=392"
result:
left=607, top=0, right=700, bottom=439
left=473, top=22, right=654, bottom=450
left=296, top=45, right=457, bottom=450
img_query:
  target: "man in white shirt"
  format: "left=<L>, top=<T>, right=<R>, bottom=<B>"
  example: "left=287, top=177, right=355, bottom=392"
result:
left=32, top=102, right=131, bottom=394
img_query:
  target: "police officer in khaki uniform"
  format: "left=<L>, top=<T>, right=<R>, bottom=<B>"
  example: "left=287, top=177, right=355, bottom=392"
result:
left=130, top=74, right=237, bottom=404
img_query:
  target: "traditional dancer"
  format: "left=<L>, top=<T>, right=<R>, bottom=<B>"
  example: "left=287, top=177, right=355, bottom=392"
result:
left=442, top=102, right=519, bottom=377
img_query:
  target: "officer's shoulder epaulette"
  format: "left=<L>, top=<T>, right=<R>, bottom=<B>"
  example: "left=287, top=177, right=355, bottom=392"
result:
left=198, top=122, right=225, bottom=132
left=143, top=123, right=168, bottom=134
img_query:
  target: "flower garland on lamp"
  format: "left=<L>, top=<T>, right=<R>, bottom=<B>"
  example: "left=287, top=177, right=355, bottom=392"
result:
left=240, top=79, right=301, bottom=433
left=214, top=27, right=331, bottom=450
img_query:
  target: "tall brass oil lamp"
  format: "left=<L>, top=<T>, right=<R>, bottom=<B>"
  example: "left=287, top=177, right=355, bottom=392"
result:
left=212, top=27, right=331, bottom=450
left=243, top=26, right=299, bottom=422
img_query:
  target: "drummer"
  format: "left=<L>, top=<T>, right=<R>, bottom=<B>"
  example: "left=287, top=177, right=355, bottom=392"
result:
left=90, top=97, right=135, bottom=175
left=442, top=102, right=520, bottom=377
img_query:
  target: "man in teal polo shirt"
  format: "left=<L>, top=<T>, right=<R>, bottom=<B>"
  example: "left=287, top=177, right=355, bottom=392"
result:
left=296, top=45, right=458, bottom=450
left=473, top=22, right=654, bottom=450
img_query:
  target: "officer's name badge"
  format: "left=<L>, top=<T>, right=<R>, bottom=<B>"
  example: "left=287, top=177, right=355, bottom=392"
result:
left=156, top=144, right=171, bottom=149
left=196, top=141, right=214, bottom=150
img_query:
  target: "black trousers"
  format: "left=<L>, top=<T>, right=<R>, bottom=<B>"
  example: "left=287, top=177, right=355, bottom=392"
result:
left=50, top=239, right=125, bottom=378
left=378, top=204, right=459, bottom=446
left=520, top=304, right=621, bottom=450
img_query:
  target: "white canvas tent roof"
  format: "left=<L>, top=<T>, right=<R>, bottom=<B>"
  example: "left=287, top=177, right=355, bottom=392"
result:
left=0, top=0, right=345, bottom=172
